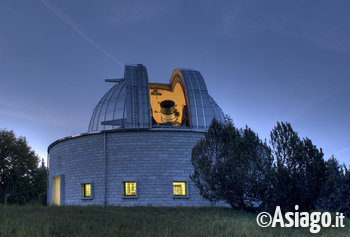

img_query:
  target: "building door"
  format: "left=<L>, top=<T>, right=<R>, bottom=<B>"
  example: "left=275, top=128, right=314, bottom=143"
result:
left=52, top=176, right=61, bottom=206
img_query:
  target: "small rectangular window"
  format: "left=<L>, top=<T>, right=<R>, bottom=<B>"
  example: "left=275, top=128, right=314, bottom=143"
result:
left=123, top=181, right=137, bottom=196
left=173, top=181, right=187, bottom=196
left=81, top=183, right=92, bottom=198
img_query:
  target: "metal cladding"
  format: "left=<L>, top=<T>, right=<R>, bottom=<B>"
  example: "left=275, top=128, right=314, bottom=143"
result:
left=88, top=79, right=126, bottom=132
left=171, top=69, right=225, bottom=130
left=124, top=64, right=152, bottom=129
left=88, top=64, right=224, bottom=132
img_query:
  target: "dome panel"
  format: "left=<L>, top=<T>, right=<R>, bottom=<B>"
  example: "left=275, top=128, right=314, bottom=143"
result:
left=88, top=81, right=126, bottom=132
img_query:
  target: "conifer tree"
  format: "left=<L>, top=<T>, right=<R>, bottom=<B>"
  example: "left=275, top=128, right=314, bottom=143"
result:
left=191, top=118, right=272, bottom=211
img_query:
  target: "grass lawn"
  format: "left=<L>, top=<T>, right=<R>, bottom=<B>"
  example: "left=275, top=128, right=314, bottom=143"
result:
left=0, top=205, right=349, bottom=236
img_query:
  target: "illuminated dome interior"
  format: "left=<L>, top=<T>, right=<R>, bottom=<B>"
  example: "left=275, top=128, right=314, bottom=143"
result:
left=88, top=64, right=224, bottom=132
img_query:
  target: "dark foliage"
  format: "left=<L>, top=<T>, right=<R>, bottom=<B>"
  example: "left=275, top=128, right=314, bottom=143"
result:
left=316, top=156, right=350, bottom=216
left=0, top=129, right=47, bottom=204
left=191, top=119, right=350, bottom=215
left=190, top=118, right=272, bottom=211
left=267, top=122, right=325, bottom=212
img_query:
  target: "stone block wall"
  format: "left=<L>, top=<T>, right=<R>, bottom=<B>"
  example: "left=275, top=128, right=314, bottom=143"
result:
left=48, top=129, right=216, bottom=206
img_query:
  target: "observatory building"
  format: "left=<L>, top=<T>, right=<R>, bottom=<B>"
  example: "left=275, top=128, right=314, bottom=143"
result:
left=48, top=64, right=224, bottom=206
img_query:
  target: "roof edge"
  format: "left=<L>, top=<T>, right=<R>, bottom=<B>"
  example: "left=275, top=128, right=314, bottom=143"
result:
left=48, top=128, right=204, bottom=153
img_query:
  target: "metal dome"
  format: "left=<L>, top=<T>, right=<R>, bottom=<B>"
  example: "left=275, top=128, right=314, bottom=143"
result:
left=88, top=64, right=225, bottom=133
left=88, top=80, right=126, bottom=132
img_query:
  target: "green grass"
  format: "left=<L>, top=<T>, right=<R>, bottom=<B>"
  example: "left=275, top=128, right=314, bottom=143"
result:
left=0, top=205, right=349, bottom=237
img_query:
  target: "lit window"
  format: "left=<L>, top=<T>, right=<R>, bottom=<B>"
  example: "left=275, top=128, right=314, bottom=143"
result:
left=123, top=182, right=137, bottom=196
left=81, top=183, right=92, bottom=198
left=173, top=181, right=187, bottom=196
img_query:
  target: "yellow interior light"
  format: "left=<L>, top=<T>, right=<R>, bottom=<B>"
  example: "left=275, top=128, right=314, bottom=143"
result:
left=52, top=176, right=61, bottom=205
left=149, top=82, right=188, bottom=126
left=124, top=182, right=137, bottom=196
left=173, top=182, right=187, bottom=196
left=83, top=183, right=91, bottom=197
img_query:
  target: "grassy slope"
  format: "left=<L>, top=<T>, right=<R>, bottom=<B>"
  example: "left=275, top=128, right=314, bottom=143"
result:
left=0, top=205, right=349, bottom=237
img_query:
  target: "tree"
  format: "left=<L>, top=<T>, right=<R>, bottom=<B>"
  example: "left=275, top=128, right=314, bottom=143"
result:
left=191, top=119, right=345, bottom=214
left=190, top=118, right=272, bottom=211
left=269, top=122, right=325, bottom=211
left=0, top=129, right=47, bottom=204
left=338, top=165, right=350, bottom=216
left=317, top=157, right=350, bottom=216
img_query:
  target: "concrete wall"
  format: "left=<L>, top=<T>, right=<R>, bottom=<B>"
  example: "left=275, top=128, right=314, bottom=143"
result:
left=48, top=129, right=214, bottom=206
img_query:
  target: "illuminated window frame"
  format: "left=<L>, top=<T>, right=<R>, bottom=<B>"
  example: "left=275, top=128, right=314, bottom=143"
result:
left=173, top=181, right=188, bottom=198
left=81, top=182, right=93, bottom=200
left=123, top=181, right=138, bottom=198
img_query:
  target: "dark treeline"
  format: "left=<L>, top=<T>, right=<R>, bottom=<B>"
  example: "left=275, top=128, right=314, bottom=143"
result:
left=0, top=129, right=47, bottom=204
left=191, top=118, right=350, bottom=216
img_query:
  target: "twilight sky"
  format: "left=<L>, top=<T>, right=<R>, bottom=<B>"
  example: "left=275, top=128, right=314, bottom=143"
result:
left=1, top=0, right=349, bottom=165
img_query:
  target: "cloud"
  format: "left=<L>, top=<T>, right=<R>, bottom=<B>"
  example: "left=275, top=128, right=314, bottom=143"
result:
left=202, top=0, right=350, bottom=54
left=41, top=0, right=124, bottom=67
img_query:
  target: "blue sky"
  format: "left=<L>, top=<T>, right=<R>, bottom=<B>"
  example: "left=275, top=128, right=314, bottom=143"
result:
left=1, top=0, right=349, bottom=165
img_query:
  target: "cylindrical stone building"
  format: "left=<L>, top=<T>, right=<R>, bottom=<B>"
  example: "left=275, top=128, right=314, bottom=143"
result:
left=48, top=64, right=225, bottom=206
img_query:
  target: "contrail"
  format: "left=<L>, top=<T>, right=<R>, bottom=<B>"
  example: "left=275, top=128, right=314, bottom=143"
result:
left=41, top=0, right=124, bottom=67
left=335, top=147, right=350, bottom=156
